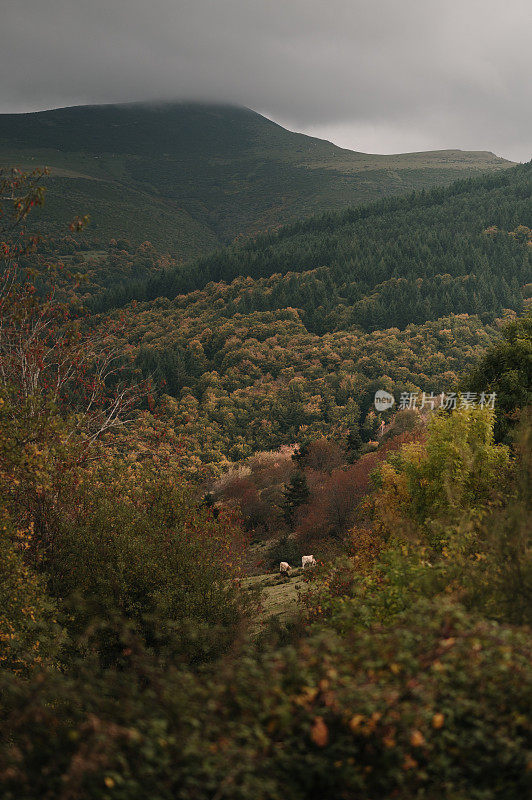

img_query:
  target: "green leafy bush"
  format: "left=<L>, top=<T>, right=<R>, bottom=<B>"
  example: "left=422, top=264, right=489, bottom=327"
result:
left=0, top=514, right=62, bottom=674
left=466, top=313, right=532, bottom=442
left=0, top=600, right=530, bottom=799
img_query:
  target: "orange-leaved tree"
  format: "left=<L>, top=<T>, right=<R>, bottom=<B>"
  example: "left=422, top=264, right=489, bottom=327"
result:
left=0, top=168, right=251, bottom=670
left=0, top=168, right=146, bottom=548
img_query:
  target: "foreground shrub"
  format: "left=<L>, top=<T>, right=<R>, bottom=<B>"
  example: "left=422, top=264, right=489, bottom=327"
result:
left=47, top=465, right=247, bottom=626
left=362, top=408, right=531, bottom=626
left=371, top=405, right=510, bottom=550
left=0, top=600, right=530, bottom=799
left=466, top=313, right=532, bottom=442
left=0, top=513, right=62, bottom=674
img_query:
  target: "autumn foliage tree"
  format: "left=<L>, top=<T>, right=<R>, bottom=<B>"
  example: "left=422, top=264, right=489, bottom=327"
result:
left=0, top=169, right=250, bottom=667
left=0, top=169, right=146, bottom=547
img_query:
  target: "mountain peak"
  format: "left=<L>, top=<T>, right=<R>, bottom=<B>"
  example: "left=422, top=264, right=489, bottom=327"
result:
left=0, top=102, right=515, bottom=255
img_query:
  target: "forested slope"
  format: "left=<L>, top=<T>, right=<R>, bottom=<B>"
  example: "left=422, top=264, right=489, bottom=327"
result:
left=90, top=163, right=531, bottom=468
left=95, top=162, right=531, bottom=334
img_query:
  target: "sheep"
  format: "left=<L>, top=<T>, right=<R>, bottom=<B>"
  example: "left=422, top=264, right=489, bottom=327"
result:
left=302, top=555, right=317, bottom=569
left=279, top=561, right=291, bottom=575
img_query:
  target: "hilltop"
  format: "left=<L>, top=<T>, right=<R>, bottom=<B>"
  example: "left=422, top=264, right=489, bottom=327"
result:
left=0, top=102, right=514, bottom=257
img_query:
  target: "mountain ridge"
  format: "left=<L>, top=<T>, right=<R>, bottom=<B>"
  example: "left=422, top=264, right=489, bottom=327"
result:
left=0, top=100, right=511, bottom=160
left=0, top=101, right=514, bottom=257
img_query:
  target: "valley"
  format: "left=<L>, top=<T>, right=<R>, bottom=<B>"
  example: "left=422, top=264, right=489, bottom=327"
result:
left=1, top=101, right=530, bottom=800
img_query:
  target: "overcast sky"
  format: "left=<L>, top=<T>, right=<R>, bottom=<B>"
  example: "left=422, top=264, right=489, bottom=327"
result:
left=1, top=0, right=530, bottom=161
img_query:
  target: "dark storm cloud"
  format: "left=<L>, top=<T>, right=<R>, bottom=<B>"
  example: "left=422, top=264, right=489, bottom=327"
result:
left=1, top=0, right=530, bottom=160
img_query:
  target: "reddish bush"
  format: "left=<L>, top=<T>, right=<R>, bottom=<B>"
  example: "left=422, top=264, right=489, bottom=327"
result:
left=303, top=438, right=344, bottom=473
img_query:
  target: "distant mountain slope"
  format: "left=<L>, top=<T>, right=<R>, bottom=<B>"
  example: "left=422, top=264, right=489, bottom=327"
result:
left=86, top=161, right=530, bottom=466
left=0, top=102, right=514, bottom=257
left=95, top=160, right=532, bottom=326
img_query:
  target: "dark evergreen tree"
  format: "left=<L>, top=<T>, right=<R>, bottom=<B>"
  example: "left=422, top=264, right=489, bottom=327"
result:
left=283, top=471, right=310, bottom=526
left=346, top=428, right=364, bottom=462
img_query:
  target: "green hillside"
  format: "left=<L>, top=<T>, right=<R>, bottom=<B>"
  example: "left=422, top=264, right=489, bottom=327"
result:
left=0, top=102, right=514, bottom=257
left=90, top=162, right=531, bottom=468
left=96, top=161, right=532, bottom=323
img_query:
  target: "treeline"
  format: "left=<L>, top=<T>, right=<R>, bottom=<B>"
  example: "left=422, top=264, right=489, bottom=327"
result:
left=91, top=163, right=531, bottom=334
left=82, top=162, right=530, bottom=468
left=16, top=165, right=528, bottom=469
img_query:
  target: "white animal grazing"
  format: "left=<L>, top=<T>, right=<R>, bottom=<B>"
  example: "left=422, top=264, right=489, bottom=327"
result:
left=279, top=561, right=291, bottom=574
left=302, top=555, right=317, bottom=569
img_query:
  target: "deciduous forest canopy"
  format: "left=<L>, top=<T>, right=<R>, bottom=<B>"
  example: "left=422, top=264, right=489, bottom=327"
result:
left=83, top=161, right=530, bottom=468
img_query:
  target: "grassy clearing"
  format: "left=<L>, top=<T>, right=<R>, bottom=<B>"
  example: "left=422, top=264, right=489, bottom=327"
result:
left=242, top=569, right=304, bottom=628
